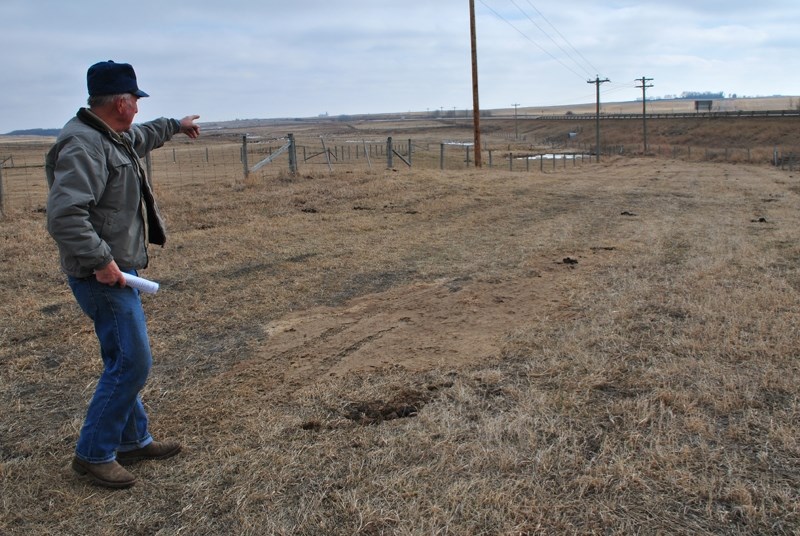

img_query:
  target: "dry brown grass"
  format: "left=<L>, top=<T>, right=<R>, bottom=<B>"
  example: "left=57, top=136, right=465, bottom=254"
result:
left=1, top=125, right=800, bottom=535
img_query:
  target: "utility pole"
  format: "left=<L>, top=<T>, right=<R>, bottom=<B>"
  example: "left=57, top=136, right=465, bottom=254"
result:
left=469, top=0, right=482, bottom=167
left=512, top=103, right=520, bottom=140
left=587, top=76, right=610, bottom=162
left=636, top=76, right=654, bottom=154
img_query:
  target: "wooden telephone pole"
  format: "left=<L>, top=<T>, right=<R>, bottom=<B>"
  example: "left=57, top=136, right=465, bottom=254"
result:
left=588, top=76, right=610, bottom=162
left=512, top=103, right=520, bottom=140
left=636, top=76, right=654, bottom=153
left=469, top=0, right=482, bottom=167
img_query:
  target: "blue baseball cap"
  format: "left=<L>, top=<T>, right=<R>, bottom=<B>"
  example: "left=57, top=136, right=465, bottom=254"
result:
left=87, top=60, right=149, bottom=97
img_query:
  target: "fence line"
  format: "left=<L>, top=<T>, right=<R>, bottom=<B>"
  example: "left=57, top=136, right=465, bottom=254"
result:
left=1, top=134, right=797, bottom=215
left=537, top=109, right=800, bottom=120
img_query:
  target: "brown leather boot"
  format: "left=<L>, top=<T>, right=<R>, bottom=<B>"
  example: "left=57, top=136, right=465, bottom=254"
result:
left=72, top=457, right=137, bottom=489
left=116, top=440, right=182, bottom=465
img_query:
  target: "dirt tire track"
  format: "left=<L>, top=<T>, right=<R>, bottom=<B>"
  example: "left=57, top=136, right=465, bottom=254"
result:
left=205, top=254, right=606, bottom=405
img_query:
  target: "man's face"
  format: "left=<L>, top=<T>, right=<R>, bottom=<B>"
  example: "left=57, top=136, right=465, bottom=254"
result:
left=119, top=94, right=139, bottom=129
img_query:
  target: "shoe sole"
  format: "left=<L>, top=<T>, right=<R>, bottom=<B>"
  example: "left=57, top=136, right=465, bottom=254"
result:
left=117, top=444, right=182, bottom=466
left=71, top=460, right=137, bottom=489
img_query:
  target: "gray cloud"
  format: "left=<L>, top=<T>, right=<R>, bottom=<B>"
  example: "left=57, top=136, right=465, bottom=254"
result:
left=1, top=0, right=798, bottom=132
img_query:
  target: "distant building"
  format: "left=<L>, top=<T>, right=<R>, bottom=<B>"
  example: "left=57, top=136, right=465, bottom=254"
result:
left=695, top=100, right=713, bottom=112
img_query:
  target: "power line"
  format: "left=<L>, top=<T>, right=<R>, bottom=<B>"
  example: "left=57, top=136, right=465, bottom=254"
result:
left=531, top=81, right=631, bottom=110
left=477, top=0, right=587, bottom=81
left=508, top=0, right=594, bottom=79
left=524, top=0, right=600, bottom=76
left=601, top=84, right=635, bottom=98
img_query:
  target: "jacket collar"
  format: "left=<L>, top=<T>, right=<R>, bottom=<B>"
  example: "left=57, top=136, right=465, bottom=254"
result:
left=76, top=108, right=125, bottom=145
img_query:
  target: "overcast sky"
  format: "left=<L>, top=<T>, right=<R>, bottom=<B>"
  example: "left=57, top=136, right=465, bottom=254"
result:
left=1, top=0, right=798, bottom=133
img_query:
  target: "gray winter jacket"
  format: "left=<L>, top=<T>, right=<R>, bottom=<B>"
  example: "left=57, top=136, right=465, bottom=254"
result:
left=45, top=108, right=180, bottom=278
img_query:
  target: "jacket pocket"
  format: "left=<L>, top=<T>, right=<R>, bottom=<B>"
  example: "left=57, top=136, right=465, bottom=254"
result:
left=99, top=212, right=117, bottom=237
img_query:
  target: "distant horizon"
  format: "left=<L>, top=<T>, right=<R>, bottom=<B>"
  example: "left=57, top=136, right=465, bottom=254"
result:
left=4, top=94, right=798, bottom=136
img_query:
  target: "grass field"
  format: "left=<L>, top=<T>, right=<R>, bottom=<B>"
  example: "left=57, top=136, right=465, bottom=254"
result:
left=1, top=114, right=800, bottom=534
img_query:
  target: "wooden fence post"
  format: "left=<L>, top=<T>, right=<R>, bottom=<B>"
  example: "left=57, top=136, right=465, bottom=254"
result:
left=363, top=140, right=372, bottom=169
left=408, top=139, right=412, bottom=166
left=386, top=137, right=393, bottom=169
left=145, top=153, right=153, bottom=182
left=241, top=135, right=249, bottom=179
left=0, top=162, right=5, bottom=217
left=288, top=133, right=297, bottom=175
left=321, top=138, right=333, bottom=171
left=440, top=144, right=445, bottom=170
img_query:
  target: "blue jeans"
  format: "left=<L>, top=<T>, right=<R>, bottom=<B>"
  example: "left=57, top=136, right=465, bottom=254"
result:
left=68, top=270, right=154, bottom=463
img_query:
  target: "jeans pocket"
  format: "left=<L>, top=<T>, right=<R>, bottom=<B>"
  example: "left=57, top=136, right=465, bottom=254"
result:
left=68, top=276, right=98, bottom=320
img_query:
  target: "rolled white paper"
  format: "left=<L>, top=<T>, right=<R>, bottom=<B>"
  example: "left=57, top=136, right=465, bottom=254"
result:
left=124, top=273, right=160, bottom=294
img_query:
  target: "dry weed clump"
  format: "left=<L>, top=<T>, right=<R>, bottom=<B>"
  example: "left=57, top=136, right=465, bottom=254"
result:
left=2, top=155, right=799, bottom=535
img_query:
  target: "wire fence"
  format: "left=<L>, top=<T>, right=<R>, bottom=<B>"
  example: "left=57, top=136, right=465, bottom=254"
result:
left=1, top=133, right=798, bottom=216
left=0, top=135, right=594, bottom=214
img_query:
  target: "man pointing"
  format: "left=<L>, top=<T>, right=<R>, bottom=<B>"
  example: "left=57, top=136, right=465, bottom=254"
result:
left=46, top=60, right=199, bottom=488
